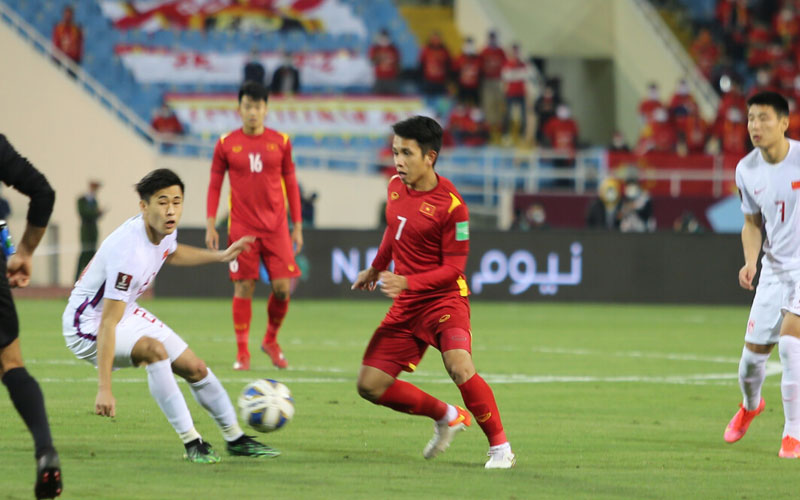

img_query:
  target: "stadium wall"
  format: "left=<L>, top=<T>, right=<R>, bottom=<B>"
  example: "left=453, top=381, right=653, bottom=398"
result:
left=157, top=228, right=753, bottom=305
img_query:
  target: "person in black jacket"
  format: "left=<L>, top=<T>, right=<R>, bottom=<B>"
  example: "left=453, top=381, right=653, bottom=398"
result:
left=270, top=50, right=300, bottom=95
left=0, top=135, right=61, bottom=499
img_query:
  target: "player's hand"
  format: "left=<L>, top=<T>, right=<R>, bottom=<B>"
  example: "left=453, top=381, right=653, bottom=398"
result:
left=292, top=225, right=304, bottom=255
left=95, top=389, right=116, bottom=418
left=351, top=267, right=381, bottom=291
left=379, top=271, right=408, bottom=299
left=6, top=253, right=33, bottom=288
left=739, top=263, right=757, bottom=291
left=221, top=236, right=255, bottom=262
left=205, top=225, right=219, bottom=250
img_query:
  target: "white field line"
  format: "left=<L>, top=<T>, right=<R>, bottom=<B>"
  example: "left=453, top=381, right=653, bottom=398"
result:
left=30, top=347, right=782, bottom=386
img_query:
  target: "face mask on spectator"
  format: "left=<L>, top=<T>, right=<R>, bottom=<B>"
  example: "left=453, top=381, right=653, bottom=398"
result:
left=604, top=187, right=619, bottom=203
left=653, top=108, right=668, bottom=123
left=612, top=133, right=625, bottom=148
left=556, top=105, right=571, bottom=120
left=756, top=70, right=770, bottom=87
left=528, top=206, right=546, bottom=224
left=625, top=183, right=641, bottom=199
left=727, top=108, right=743, bottom=122
left=676, top=81, right=689, bottom=95
left=648, top=87, right=659, bottom=100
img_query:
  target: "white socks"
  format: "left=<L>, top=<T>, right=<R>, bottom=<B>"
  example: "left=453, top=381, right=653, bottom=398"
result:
left=436, top=404, right=457, bottom=425
left=739, top=346, right=770, bottom=411
left=780, top=335, right=800, bottom=438
left=189, top=368, right=244, bottom=442
left=146, top=359, right=196, bottom=442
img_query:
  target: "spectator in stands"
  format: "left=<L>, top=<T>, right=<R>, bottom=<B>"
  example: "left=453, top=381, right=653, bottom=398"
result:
left=479, top=31, right=507, bottom=140
left=534, top=81, right=559, bottom=145
left=586, top=177, right=622, bottom=230
left=270, top=50, right=300, bottom=96
left=637, top=107, right=677, bottom=154
left=418, top=31, right=451, bottom=98
left=673, top=211, right=705, bottom=233
left=788, top=98, right=800, bottom=140
left=299, top=185, right=317, bottom=228
left=716, top=75, right=747, bottom=128
left=542, top=104, right=579, bottom=152
left=639, top=82, right=662, bottom=125
left=774, top=6, right=799, bottom=45
left=369, top=29, right=401, bottom=95
left=618, top=178, right=655, bottom=233
left=448, top=103, right=489, bottom=147
left=453, top=37, right=482, bottom=106
left=243, top=48, right=266, bottom=86
left=690, top=28, right=720, bottom=79
left=52, top=5, right=83, bottom=69
left=151, top=103, right=184, bottom=136
left=677, top=108, right=709, bottom=155
left=608, top=131, right=630, bottom=152
left=75, top=179, right=103, bottom=280
left=501, top=44, right=529, bottom=141
left=710, top=107, right=748, bottom=156
left=511, top=203, right=549, bottom=231
left=668, top=79, right=698, bottom=130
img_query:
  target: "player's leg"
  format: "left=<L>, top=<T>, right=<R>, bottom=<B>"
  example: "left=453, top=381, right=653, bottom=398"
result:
left=171, top=348, right=279, bottom=458
left=778, top=312, right=800, bottom=458
left=725, top=280, right=781, bottom=443
left=229, top=225, right=261, bottom=370
left=357, top=324, right=448, bottom=422
left=259, top=235, right=301, bottom=369
left=1, top=340, right=62, bottom=498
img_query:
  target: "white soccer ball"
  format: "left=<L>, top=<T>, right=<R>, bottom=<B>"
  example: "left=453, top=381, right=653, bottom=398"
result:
left=237, top=379, right=295, bottom=433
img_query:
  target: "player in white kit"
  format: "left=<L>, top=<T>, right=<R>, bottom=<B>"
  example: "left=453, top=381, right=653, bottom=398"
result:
left=725, top=92, right=800, bottom=458
left=62, top=169, right=279, bottom=463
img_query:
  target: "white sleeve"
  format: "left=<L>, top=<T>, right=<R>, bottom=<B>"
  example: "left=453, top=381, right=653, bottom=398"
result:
left=735, top=167, right=759, bottom=215
left=103, top=242, right=140, bottom=303
left=168, top=232, right=178, bottom=255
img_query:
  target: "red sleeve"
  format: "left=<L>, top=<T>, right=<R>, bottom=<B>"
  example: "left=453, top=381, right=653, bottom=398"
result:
left=206, top=139, right=227, bottom=220
left=405, top=202, right=469, bottom=291
left=281, top=137, right=302, bottom=224
left=370, top=226, right=393, bottom=271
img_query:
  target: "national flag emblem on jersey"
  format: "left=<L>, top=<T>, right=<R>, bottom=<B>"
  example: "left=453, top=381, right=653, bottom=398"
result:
left=232, top=145, right=243, bottom=153
left=455, top=221, right=469, bottom=241
left=420, top=202, right=436, bottom=217
left=792, top=180, right=800, bottom=190
left=115, top=272, right=133, bottom=291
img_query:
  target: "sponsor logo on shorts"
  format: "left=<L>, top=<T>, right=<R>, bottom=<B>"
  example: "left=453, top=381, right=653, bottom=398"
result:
left=390, top=192, right=399, bottom=200
left=476, top=412, right=492, bottom=423
left=115, top=272, right=132, bottom=291
left=229, top=259, right=239, bottom=273
left=439, top=314, right=451, bottom=323
left=420, top=202, right=436, bottom=217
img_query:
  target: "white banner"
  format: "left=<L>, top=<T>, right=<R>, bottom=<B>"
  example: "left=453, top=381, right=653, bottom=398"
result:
left=99, top=0, right=367, bottom=37
left=116, top=45, right=374, bottom=87
left=165, top=94, right=432, bottom=136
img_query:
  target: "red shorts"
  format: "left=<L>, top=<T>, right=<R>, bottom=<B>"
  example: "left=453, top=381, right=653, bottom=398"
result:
left=228, top=224, right=301, bottom=281
left=362, top=294, right=472, bottom=378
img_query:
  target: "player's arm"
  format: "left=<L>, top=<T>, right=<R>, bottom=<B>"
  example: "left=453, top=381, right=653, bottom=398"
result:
left=95, top=298, right=125, bottom=417
left=352, top=226, right=393, bottom=291
left=281, top=137, right=303, bottom=254
left=166, top=237, right=255, bottom=266
left=205, top=139, right=228, bottom=250
left=739, top=212, right=763, bottom=291
left=0, top=135, right=55, bottom=287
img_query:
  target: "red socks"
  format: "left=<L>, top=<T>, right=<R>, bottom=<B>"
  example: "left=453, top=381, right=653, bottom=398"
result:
left=232, top=297, right=251, bottom=358
left=376, top=379, right=448, bottom=420
left=264, top=294, right=289, bottom=344
left=458, top=373, right=507, bottom=446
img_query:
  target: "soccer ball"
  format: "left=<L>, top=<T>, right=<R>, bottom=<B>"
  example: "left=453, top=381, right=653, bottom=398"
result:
left=237, top=379, right=295, bottom=433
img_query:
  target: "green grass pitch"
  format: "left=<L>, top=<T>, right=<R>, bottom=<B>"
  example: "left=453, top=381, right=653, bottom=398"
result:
left=0, top=298, right=797, bottom=499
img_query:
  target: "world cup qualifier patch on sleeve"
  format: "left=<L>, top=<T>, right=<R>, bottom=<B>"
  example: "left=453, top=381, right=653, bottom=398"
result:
left=115, top=272, right=133, bottom=291
left=455, top=221, right=469, bottom=241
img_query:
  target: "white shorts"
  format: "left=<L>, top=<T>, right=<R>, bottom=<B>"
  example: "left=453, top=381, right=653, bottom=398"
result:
left=62, top=305, right=188, bottom=369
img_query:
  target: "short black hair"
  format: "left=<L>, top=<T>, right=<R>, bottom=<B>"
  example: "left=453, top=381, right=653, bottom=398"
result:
left=238, top=81, right=269, bottom=104
left=747, top=91, right=789, bottom=117
left=136, top=168, right=184, bottom=201
left=391, top=116, right=443, bottom=166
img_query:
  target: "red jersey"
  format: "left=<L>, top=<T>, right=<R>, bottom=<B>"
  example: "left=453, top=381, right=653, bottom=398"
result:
left=453, top=53, right=482, bottom=90
left=207, top=128, right=301, bottom=235
left=479, top=46, right=506, bottom=79
left=369, top=43, right=400, bottom=80
left=372, top=174, right=470, bottom=303
left=501, top=58, right=527, bottom=97
left=52, top=21, right=83, bottom=63
left=542, top=117, right=578, bottom=151
left=420, top=44, right=451, bottom=84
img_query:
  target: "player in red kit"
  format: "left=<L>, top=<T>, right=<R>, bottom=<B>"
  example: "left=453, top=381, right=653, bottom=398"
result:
left=206, top=82, right=303, bottom=371
left=352, top=116, right=515, bottom=469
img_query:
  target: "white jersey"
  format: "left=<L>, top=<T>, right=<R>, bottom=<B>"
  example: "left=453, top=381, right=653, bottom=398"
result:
left=64, top=214, right=177, bottom=337
left=736, top=139, right=800, bottom=276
